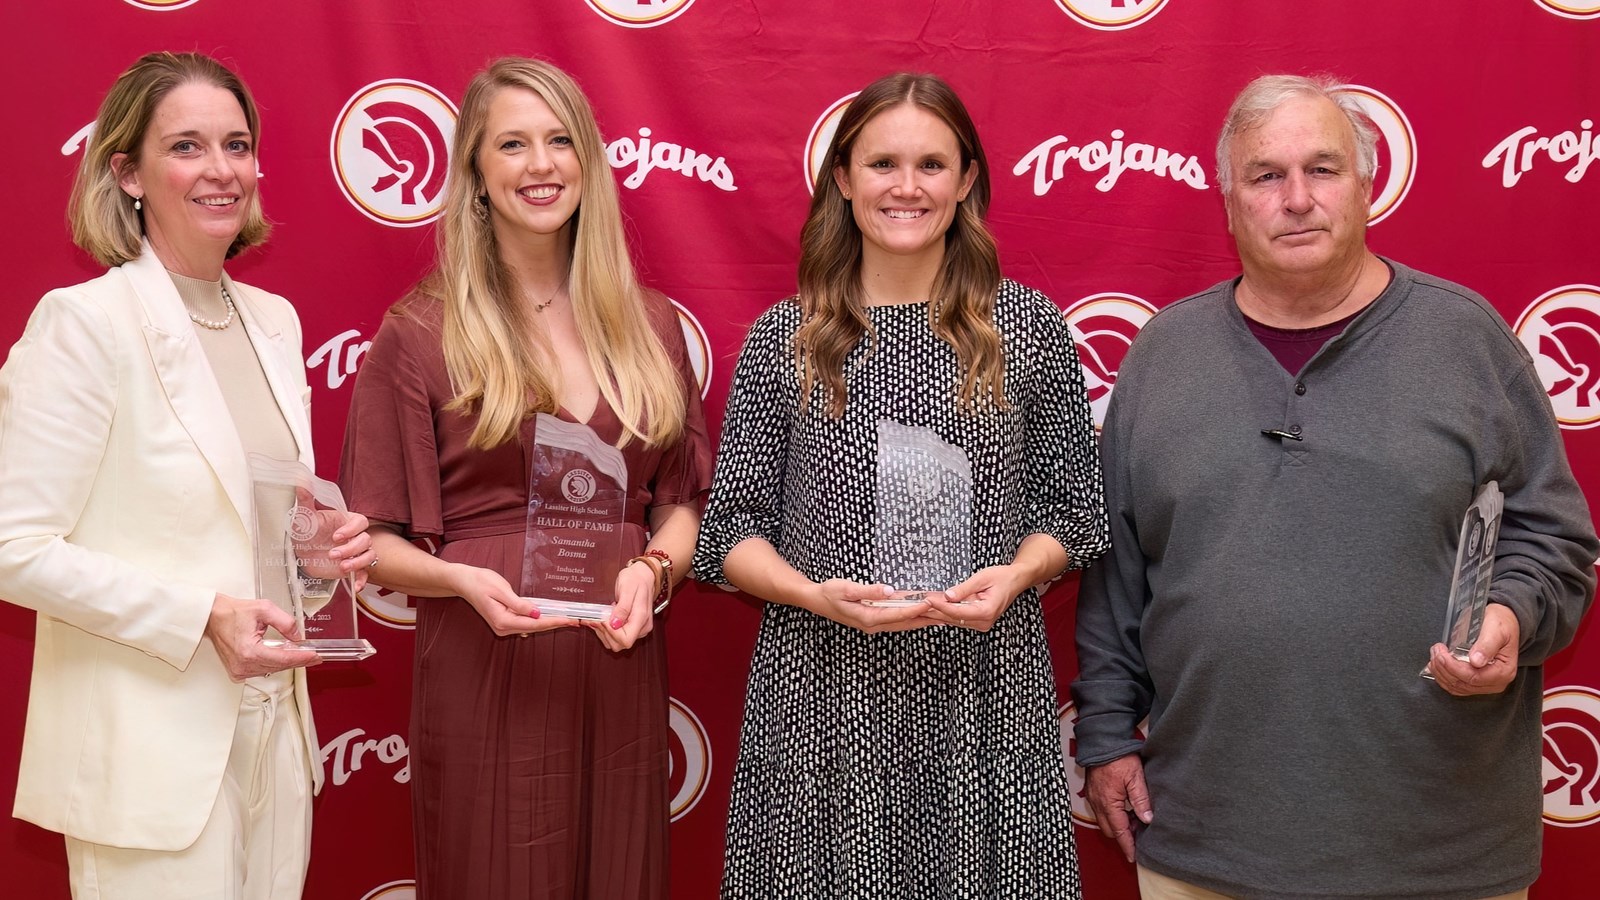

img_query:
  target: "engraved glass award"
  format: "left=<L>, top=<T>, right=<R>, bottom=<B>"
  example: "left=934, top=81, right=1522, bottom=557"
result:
left=871, top=420, right=973, bottom=605
left=249, top=453, right=376, bottom=661
left=521, top=414, right=628, bottom=621
left=1421, top=481, right=1503, bottom=678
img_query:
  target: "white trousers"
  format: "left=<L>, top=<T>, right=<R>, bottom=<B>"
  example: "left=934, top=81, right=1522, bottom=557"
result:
left=1138, top=865, right=1530, bottom=900
left=66, top=675, right=312, bottom=900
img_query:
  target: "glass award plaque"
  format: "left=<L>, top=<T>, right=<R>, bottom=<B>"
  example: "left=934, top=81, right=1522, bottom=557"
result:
left=1421, top=481, right=1503, bottom=679
left=871, top=420, right=973, bottom=605
left=249, top=454, right=376, bottom=661
left=521, top=414, right=628, bottom=621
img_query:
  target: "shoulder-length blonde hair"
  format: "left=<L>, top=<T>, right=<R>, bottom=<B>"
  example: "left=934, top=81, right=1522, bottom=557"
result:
left=69, top=51, right=270, bottom=267
left=435, top=57, right=685, bottom=450
left=797, top=72, right=1004, bottom=417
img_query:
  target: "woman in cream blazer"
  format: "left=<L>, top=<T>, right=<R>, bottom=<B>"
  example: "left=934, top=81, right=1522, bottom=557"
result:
left=0, top=52, right=372, bottom=899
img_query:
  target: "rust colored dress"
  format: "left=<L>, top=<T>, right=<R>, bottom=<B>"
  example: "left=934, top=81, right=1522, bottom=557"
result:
left=339, top=293, right=711, bottom=900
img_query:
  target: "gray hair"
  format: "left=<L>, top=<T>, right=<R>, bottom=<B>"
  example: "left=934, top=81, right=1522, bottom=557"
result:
left=1215, top=74, right=1378, bottom=193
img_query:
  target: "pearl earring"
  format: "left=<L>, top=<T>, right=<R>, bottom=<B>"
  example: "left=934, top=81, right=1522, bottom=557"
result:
left=133, top=197, right=142, bottom=211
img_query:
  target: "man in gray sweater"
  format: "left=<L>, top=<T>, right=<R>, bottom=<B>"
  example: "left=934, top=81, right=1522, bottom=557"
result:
left=1072, top=74, right=1598, bottom=900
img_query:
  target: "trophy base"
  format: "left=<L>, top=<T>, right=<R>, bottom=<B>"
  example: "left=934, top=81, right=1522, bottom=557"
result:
left=264, top=638, right=376, bottom=661
left=862, top=589, right=962, bottom=607
left=1418, top=647, right=1472, bottom=679
left=524, top=597, right=613, bottom=621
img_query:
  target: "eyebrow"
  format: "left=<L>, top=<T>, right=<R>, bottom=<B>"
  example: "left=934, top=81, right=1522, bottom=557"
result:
left=490, top=128, right=566, bottom=140
left=856, top=147, right=958, bottom=162
left=156, top=129, right=251, bottom=141
left=1243, top=149, right=1349, bottom=170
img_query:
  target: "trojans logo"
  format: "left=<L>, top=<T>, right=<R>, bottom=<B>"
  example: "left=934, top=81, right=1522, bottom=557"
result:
left=1543, top=686, right=1600, bottom=827
left=673, top=300, right=713, bottom=399
left=1063, top=293, right=1157, bottom=429
left=1515, top=285, right=1600, bottom=429
left=1054, top=0, right=1171, bottom=30
left=331, top=79, right=458, bottom=227
left=804, top=92, right=859, bottom=194
left=1330, top=84, right=1417, bottom=225
left=1534, top=0, right=1600, bottom=19
left=668, top=698, right=712, bottom=821
left=585, top=0, right=696, bottom=27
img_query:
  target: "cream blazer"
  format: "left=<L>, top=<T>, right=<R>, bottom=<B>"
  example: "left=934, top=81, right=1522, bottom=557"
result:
left=0, top=243, right=322, bottom=850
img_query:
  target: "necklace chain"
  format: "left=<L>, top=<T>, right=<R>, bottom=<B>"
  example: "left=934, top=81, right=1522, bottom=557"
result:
left=188, top=284, right=237, bottom=331
left=531, top=283, right=563, bottom=314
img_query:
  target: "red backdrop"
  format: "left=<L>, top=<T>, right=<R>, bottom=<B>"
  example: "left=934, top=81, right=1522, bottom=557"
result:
left=2, top=2, right=1598, bottom=898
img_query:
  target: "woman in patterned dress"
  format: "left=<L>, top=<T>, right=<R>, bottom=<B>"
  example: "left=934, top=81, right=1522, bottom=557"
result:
left=339, top=58, right=710, bottom=899
left=693, top=72, right=1109, bottom=899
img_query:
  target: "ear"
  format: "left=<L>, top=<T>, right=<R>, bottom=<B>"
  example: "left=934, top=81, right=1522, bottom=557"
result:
left=957, top=161, right=979, bottom=202
left=111, top=152, right=141, bottom=199
left=1222, top=190, right=1237, bottom=237
left=831, top=163, right=850, bottom=200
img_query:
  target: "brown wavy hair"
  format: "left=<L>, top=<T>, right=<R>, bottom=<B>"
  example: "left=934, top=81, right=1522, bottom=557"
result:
left=796, top=72, right=1003, bottom=417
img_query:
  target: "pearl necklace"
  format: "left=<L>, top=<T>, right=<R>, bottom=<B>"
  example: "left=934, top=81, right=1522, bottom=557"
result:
left=189, top=284, right=237, bottom=331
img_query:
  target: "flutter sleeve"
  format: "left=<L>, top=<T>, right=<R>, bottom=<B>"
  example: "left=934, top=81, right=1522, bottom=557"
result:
left=338, top=306, right=445, bottom=541
left=691, top=302, right=800, bottom=585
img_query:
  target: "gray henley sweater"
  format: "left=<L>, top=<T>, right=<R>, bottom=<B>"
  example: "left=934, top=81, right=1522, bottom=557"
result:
left=1072, top=260, right=1597, bottom=900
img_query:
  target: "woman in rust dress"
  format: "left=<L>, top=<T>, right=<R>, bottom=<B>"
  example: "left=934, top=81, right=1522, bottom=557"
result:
left=339, top=58, right=710, bottom=899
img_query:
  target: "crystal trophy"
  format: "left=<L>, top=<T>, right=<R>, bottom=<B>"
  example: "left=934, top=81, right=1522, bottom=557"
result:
left=521, top=414, right=629, bottom=621
left=1421, top=481, right=1503, bottom=678
left=249, top=454, right=376, bottom=661
left=871, top=420, right=973, bottom=605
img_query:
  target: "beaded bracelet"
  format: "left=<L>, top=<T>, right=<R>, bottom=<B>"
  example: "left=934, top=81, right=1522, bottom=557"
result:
left=644, top=549, right=674, bottom=614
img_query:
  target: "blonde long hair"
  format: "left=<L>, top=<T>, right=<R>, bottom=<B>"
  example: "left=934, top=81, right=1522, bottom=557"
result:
left=435, top=57, right=685, bottom=449
left=796, top=72, right=1004, bottom=417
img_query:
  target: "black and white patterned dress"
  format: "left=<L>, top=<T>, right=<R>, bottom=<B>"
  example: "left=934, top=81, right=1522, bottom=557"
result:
left=694, top=280, right=1109, bottom=899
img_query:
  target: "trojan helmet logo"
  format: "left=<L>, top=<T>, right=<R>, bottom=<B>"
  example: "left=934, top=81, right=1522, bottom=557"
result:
left=1064, top=293, right=1157, bottom=429
left=668, top=698, right=712, bottom=821
left=1535, top=0, right=1600, bottom=20
left=359, top=881, right=415, bottom=900
left=672, top=299, right=713, bottom=399
left=561, top=469, right=598, bottom=504
left=1055, top=0, right=1171, bottom=31
left=123, top=0, right=201, bottom=9
left=286, top=504, right=319, bottom=542
left=1515, top=285, right=1600, bottom=429
left=1058, top=702, right=1148, bottom=829
left=1542, top=686, right=1600, bottom=827
left=331, top=79, right=458, bottom=227
left=356, top=536, right=433, bottom=630
left=1330, top=84, right=1417, bottom=225
left=804, top=92, right=859, bottom=194
left=586, top=0, right=696, bottom=27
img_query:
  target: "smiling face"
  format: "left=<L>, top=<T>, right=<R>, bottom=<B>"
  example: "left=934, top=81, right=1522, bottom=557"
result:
left=832, top=102, right=976, bottom=272
left=1223, top=93, right=1373, bottom=284
left=476, top=86, right=582, bottom=247
left=113, top=82, right=257, bottom=277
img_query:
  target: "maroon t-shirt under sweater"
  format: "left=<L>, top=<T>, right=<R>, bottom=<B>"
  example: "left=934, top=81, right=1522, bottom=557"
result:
left=1243, top=308, right=1363, bottom=374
